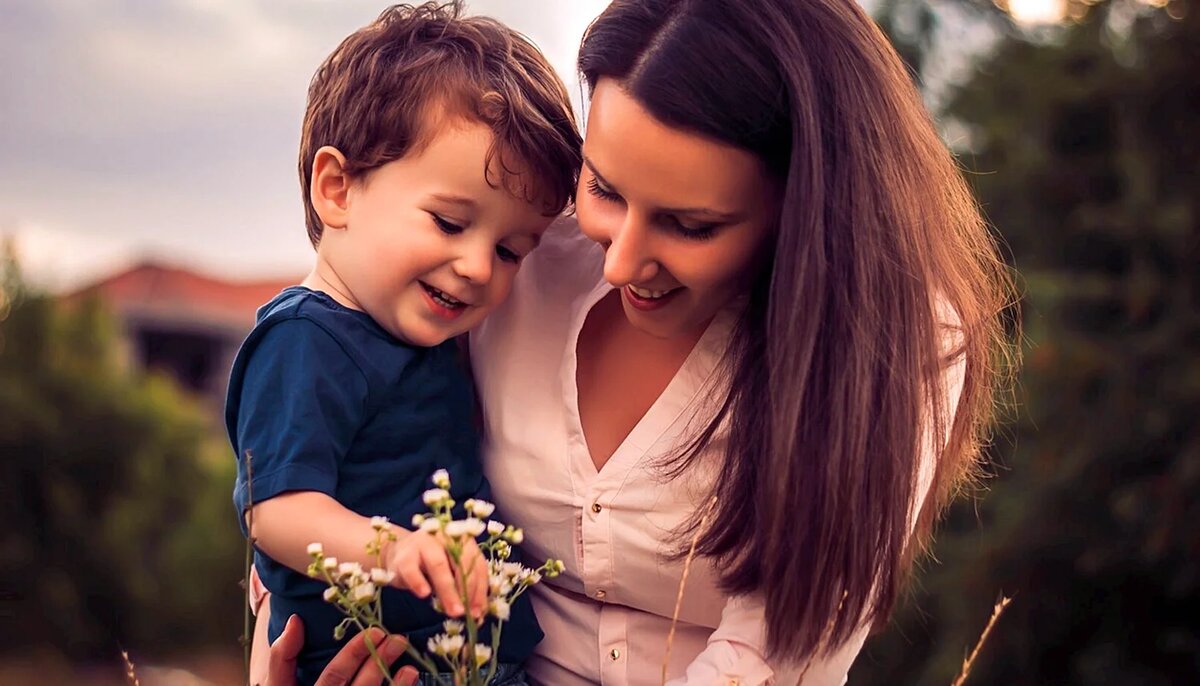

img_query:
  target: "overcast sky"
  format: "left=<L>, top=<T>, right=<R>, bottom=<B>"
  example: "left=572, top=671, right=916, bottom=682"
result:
left=2, top=0, right=1001, bottom=292
left=0, top=0, right=611, bottom=290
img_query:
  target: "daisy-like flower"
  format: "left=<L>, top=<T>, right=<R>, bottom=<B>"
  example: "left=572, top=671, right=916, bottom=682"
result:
left=353, top=581, right=377, bottom=603
left=464, top=499, right=496, bottom=519
left=507, top=528, right=525, bottom=545
left=474, top=644, right=493, bottom=666
left=444, top=518, right=486, bottom=539
left=370, top=568, right=396, bottom=585
left=322, top=556, right=339, bottom=571
left=370, top=516, right=391, bottom=531
left=423, top=488, right=450, bottom=507
left=307, top=542, right=324, bottom=556
left=411, top=513, right=426, bottom=528
left=489, top=598, right=511, bottom=621
left=487, top=520, right=505, bottom=536
left=338, top=561, right=363, bottom=579
left=419, top=518, right=442, bottom=534
left=322, top=587, right=338, bottom=602
left=428, top=633, right=465, bottom=656
left=442, top=619, right=464, bottom=636
left=431, top=469, right=451, bottom=489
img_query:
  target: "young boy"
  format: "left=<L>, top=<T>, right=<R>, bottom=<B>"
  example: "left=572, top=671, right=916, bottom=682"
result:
left=225, top=4, right=581, bottom=684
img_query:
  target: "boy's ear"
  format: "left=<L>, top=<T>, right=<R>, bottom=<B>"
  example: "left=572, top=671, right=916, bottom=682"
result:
left=310, top=146, right=352, bottom=231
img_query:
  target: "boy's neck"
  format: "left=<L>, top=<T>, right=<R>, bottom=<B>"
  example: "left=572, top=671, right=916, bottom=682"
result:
left=301, top=258, right=363, bottom=312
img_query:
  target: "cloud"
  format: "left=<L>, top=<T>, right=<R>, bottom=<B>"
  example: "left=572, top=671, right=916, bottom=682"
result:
left=1, top=0, right=605, bottom=287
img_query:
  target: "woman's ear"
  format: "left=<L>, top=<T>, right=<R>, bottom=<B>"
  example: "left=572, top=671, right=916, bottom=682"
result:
left=310, top=146, right=352, bottom=231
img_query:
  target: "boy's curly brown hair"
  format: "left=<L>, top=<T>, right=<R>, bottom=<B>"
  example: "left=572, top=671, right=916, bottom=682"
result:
left=299, top=2, right=582, bottom=247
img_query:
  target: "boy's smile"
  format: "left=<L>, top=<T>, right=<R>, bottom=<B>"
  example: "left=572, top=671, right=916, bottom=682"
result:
left=303, top=119, right=555, bottom=346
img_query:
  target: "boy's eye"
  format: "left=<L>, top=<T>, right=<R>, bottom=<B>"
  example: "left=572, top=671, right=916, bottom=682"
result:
left=496, top=245, right=521, bottom=264
left=432, top=214, right=465, bottom=235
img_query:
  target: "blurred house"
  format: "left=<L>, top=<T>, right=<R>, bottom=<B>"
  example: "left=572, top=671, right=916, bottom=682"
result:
left=64, top=262, right=300, bottom=411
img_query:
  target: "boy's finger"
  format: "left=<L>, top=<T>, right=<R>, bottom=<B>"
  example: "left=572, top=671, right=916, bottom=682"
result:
left=397, top=562, right=430, bottom=598
left=423, top=550, right=464, bottom=616
left=470, top=559, right=488, bottom=619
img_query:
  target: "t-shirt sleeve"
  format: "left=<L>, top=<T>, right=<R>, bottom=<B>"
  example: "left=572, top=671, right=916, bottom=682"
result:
left=230, top=318, right=369, bottom=535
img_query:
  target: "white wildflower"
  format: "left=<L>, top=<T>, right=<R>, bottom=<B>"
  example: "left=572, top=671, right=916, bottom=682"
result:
left=489, top=598, right=511, bottom=621
left=437, top=634, right=465, bottom=655
left=322, top=587, right=338, bottom=602
left=307, top=543, right=323, bottom=556
left=322, top=557, right=339, bottom=571
left=431, top=469, right=451, bottom=489
left=474, top=644, right=493, bottom=666
left=370, top=516, right=390, bottom=531
left=338, top=561, right=363, bottom=578
left=507, top=528, right=524, bottom=544
left=352, top=581, right=377, bottom=603
left=444, top=518, right=485, bottom=538
left=419, top=518, right=443, bottom=534
left=442, top=619, right=464, bottom=636
left=411, top=513, right=426, bottom=528
left=466, top=499, right=495, bottom=518
left=423, top=488, right=450, bottom=507
left=487, top=520, right=505, bottom=536
left=370, top=568, right=396, bottom=585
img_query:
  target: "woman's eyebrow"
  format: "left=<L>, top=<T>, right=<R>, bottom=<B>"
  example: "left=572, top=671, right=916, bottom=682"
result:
left=582, top=156, right=612, bottom=188
left=585, top=155, right=741, bottom=222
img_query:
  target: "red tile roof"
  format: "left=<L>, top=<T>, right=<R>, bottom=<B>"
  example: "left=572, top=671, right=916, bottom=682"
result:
left=65, top=262, right=302, bottom=330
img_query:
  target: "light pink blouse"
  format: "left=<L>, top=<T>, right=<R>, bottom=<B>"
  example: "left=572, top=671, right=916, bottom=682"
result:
left=471, top=218, right=963, bottom=685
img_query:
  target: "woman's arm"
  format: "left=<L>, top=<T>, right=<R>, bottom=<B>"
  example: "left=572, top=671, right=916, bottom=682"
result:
left=663, top=594, right=869, bottom=686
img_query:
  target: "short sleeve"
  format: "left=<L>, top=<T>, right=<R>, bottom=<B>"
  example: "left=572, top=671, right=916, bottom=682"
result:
left=229, top=318, right=370, bottom=535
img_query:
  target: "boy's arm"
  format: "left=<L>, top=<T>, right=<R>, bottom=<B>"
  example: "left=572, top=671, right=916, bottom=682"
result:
left=248, top=491, right=392, bottom=575
left=250, top=491, right=486, bottom=619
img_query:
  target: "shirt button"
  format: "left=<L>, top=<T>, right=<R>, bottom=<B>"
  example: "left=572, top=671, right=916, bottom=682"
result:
left=591, top=502, right=602, bottom=514
left=595, top=589, right=606, bottom=600
left=610, top=648, right=621, bottom=660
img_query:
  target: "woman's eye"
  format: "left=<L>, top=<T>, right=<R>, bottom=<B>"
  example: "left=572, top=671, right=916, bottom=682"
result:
left=585, top=176, right=622, bottom=203
left=496, top=245, right=521, bottom=264
left=669, top=216, right=719, bottom=241
left=432, top=214, right=465, bottom=235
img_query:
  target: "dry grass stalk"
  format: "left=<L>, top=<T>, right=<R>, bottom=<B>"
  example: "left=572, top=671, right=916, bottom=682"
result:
left=241, top=450, right=257, bottom=686
left=661, top=496, right=718, bottom=686
left=951, top=596, right=1013, bottom=686
left=120, top=649, right=142, bottom=686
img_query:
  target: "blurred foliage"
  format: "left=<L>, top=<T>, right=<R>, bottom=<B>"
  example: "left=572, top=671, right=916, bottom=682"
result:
left=855, top=0, right=1199, bottom=684
left=0, top=249, right=244, bottom=662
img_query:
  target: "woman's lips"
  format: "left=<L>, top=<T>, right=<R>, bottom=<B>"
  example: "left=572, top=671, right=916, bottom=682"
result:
left=623, top=284, right=682, bottom=311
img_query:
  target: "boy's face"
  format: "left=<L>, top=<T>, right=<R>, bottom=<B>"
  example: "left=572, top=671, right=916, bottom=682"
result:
left=315, top=120, right=554, bottom=346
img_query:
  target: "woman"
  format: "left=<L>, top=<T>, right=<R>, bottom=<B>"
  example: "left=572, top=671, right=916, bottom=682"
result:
left=259, top=0, right=1013, bottom=683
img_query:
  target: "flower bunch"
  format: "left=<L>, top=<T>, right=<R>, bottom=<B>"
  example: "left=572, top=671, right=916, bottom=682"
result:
left=307, top=469, right=564, bottom=686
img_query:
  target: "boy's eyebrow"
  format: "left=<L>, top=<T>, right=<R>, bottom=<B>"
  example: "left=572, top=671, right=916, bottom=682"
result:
left=582, top=155, right=741, bottom=222
left=430, top=193, right=477, bottom=208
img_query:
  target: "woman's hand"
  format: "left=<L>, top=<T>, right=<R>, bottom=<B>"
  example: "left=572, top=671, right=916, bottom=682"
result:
left=259, top=612, right=419, bottom=686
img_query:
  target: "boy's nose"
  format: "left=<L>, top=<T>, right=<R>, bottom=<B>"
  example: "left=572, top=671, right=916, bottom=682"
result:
left=452, top=245, right=493, bottom=286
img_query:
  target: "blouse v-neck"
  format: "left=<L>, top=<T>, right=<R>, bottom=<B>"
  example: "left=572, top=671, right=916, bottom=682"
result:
left=560, top=276, right=734, bottom=487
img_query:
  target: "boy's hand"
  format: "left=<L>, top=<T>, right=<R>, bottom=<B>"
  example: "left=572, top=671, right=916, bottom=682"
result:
left=386, top=531, right=488, bottom=620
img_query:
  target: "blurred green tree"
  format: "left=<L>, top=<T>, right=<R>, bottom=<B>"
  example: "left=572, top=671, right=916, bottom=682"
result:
left=855, top=0, right=1199, bottom=683
left=0, top=248, right=244, bottom=662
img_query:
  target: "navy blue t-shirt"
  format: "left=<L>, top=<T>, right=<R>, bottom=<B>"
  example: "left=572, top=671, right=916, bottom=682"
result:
left=226, top=287, right=541, bottom=684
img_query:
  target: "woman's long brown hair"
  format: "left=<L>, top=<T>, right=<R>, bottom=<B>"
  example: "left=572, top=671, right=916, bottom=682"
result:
left=579, top=0, right=1018, bottom=663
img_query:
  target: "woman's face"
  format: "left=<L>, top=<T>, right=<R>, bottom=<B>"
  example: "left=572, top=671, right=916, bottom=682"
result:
left=576, top=78, right=780, bottom=340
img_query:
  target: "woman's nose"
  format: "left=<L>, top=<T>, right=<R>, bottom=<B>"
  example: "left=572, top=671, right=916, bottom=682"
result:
left=602, top=218, right=659, bottom=287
